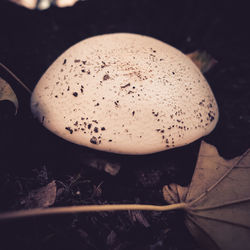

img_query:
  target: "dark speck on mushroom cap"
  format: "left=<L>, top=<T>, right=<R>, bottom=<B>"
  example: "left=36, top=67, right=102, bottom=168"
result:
left=30, top=33, right=219, bottom=155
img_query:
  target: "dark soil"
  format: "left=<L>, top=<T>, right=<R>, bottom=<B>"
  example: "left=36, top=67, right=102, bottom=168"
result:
left=0, top=0, right=250, bottom=249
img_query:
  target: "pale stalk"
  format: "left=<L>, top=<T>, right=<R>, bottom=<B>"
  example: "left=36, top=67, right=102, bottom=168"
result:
left=0, top=203, right=187, bottom=221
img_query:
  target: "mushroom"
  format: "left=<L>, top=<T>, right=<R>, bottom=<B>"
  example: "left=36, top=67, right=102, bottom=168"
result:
left=31, top=33, right=219, bottom=155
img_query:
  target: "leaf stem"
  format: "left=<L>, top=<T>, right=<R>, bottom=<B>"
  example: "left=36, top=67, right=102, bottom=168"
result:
left=189, top=197, right=250, bottom=211
left=0, top=203, right=187, bottom=221
left=187, top=211, right=250, bottom=229
left=0, top=62, right=32, bottom=95
left=188, top=149, right=249, bottom=207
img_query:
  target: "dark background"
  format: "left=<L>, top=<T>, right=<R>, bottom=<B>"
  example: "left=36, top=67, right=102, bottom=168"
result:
left=0, top=0, right=250, bottom=249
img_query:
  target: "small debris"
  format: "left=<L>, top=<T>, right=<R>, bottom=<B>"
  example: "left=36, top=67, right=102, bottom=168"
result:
left=21, top=181, right=57, bottom=209
left=106, top=230, right=117, bottom=246
left=128, top=210, right=150, bottom=228
left=104, top=162, right=121, bottom=176
left=103, top=74, right=110, bottom=80
left=90, top=136, right=98, bottom=144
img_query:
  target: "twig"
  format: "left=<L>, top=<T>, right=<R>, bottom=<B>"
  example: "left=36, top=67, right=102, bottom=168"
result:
left=0, top=203, right=187, bottom=221
left=0, top=62, right=32, bottom=94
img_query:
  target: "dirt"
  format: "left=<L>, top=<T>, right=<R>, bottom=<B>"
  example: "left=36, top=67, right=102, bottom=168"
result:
left=0, top=0, right=250, bottom=249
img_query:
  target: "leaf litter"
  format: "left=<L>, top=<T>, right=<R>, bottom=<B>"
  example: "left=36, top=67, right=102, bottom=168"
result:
left=0, top=77, right=18, bottom=114
left=20, top=180, right=57, bottom=208
left=0, top=141, right=250, bottom=250
left=187, top=50, right=217, bottom=73
left=163, top=141, right=250, bottom=250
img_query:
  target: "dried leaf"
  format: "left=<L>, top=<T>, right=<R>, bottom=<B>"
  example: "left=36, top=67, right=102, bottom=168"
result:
left=0, top=77, right=18, bottom=114
left=21, top=181, right=57, bottom=209
left=187, top=50, right=217, bottom=73
left=163, top=141, right=250, bottom=250
left=87, top=158, right=121, bottom=176
left=128, top=210, right=150, bottom=228
left=106, top=230, right=117, bottom=246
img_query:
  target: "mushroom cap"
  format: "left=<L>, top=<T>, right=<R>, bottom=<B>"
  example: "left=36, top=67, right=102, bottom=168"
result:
left=31, top=33, right=219, bottom=155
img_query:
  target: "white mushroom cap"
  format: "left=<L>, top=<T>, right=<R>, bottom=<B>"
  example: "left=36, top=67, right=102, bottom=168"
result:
left=31, top=33, right=219, bottom=155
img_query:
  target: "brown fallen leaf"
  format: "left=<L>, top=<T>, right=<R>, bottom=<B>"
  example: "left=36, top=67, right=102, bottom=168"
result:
left=128, top=210, right=150, bottom=228
left=21, top=181, right=57, bottom=209
left=187, top=50, right=217, bottom=73
left=0, top=77, right=18, bottom=114
left=163, top=141, right=250, bottom=250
